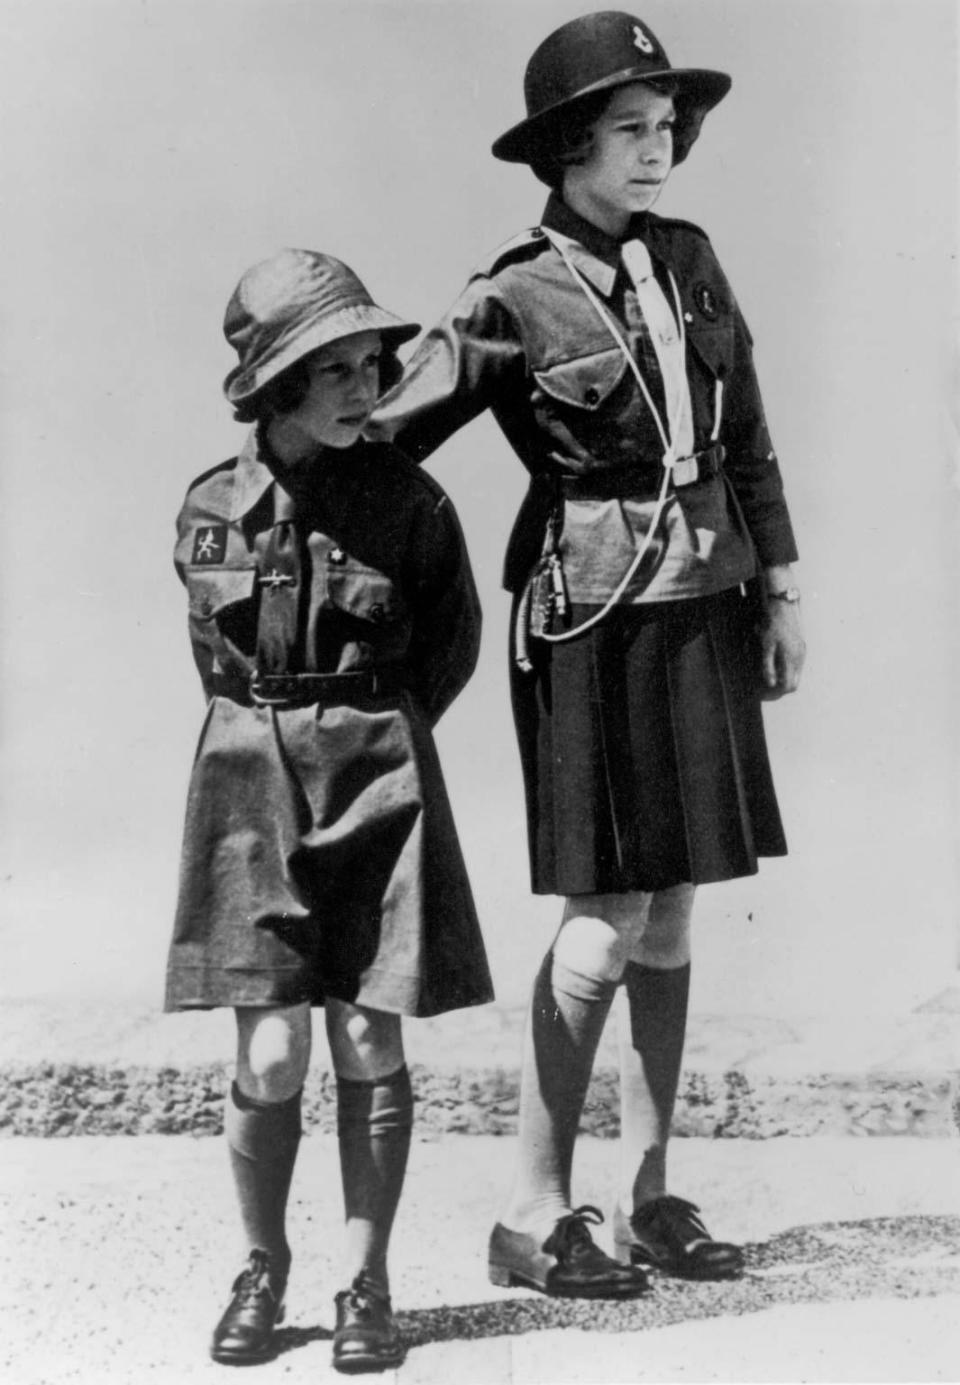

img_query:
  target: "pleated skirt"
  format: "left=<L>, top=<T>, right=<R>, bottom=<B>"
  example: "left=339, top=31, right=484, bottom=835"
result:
left=510, top=586, right=787, bottom=896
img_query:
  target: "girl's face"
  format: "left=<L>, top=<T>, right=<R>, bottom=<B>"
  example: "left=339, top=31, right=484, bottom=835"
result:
left=287, top=329, right=383, bottom=453
left=563, top=83, right=675, bottom=237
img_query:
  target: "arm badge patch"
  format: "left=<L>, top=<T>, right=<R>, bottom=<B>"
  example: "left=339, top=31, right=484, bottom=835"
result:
left=693, top=283, right=720, bottom=321
left=192, top=525, right=227, bottom=564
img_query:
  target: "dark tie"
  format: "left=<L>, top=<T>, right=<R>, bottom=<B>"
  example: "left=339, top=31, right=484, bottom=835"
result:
left=255, top=486, right=303, bottom=675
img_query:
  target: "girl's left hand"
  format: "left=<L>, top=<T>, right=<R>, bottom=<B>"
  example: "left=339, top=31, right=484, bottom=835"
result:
left=760, top=600, right=805, bottom=699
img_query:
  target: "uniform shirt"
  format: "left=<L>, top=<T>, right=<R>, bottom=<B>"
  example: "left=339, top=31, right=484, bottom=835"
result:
left=175, top=429, right=481, bottom=726
left=371, top=194, right=798, bottom=601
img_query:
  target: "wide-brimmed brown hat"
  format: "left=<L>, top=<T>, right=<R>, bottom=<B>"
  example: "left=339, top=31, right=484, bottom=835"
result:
left=492, top=10, right=730, bottom=167
left=223, top=249, right=420, bottom=407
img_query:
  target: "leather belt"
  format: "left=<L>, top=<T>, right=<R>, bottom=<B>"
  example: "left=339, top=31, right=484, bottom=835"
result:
left=560, top=443, right=726, bottom=501
left=249, top=666, right=408, bottom=708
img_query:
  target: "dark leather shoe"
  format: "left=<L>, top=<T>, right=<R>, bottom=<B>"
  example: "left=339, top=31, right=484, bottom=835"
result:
left=332, top=1273, right=405, bottom=1374
left=488, top=1205, right=649, bottom=1299
left=613, top=1195, right=745, bottom=1280
left=210, top=1248, right=286, bottom=1364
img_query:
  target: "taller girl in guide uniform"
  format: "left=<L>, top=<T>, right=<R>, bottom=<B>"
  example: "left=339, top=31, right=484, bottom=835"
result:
left=372, top=10, right=805, bottom=1299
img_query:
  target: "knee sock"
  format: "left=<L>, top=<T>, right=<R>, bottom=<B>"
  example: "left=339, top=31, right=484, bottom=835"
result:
left=225, top=1081, right=302, bottom=1283
left=503, top=952, right=618, bottom=1243
left=618, top=961, right=691, bottom=1210
left=336, top=1065, right=414, bottom=1298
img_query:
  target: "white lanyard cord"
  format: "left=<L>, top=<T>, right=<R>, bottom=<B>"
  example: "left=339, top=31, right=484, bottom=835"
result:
left=711, top=378, right=724, bottom=441
left=536, top=229, right=686, bottom=644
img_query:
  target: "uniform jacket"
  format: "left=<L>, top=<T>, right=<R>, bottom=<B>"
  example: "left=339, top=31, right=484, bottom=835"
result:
left=167, top=429, right=492, bottom=1018
left=372, top=193, right=798, bottom=595
left=175, top=429, right=481, bottom=725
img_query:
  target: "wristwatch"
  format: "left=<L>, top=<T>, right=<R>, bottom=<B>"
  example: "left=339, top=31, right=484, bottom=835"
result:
left=767, top=586, right=801, bottom=604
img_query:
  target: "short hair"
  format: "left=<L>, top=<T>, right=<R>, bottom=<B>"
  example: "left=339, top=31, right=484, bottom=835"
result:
left=232, top=343, right=404, bottom=424
left=528, top=77, right=703, bottom=190
left=528, top=90, right=613, bottom=190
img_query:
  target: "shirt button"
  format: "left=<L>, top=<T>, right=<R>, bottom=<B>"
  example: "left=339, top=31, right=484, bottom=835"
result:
left=584, top=387, right=600, bottom=406
left=368, top=603, right=385, bottom=624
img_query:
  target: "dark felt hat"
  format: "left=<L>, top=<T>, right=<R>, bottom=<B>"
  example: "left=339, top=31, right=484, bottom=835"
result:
left=492, top=11, right=730, bottom=167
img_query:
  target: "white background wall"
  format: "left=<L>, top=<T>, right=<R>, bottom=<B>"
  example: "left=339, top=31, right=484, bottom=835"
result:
left=1, top=0, right=957, bottom=1017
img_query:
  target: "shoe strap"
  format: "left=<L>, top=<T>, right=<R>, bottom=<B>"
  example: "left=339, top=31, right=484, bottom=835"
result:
left=549, top=1205, right=606, bottom=1257
left=340, top=1274, right=391, bottom=1314
left=636, top=1195, right=710, bottom=1246
left=562, top=1204, right=604, bottom=1231
left=233, top=1256, right=281, bottom=1305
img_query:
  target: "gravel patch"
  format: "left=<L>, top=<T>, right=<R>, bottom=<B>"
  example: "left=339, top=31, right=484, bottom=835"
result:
left=1, top=1061, right=956, bottom=1139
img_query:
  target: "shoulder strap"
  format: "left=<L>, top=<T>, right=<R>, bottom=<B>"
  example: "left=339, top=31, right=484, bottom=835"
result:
left=470, top=227, right=547, bottom=280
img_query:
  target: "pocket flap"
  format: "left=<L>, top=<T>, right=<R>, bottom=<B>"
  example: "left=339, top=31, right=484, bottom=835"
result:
left=187, top=567, right=256, bottom=618
left=686, top=323, right=734, bottom=379
left=326, top=566, right=405, bottom=625
left=534, top=348, right=629, bottom=411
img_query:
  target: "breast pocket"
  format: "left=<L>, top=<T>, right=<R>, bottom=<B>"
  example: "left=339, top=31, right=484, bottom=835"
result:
left=186, top=567, right=257, bottom=622
left=323, top=562, right=411, bottom=665
left=684, top=321, right=735, bottom=457
left=532, top=347, right=650, bottom=468
left=185, top=567, right=258, bottom=689
left=533, top=348, right=629, bottom=412
left=686, top=322, right=734, bottom=383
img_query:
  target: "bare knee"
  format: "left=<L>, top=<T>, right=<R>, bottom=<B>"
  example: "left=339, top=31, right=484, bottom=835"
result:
left=325, top=998, right=404, bottom=1082
left=628, top=884, right=695, bottom=968
left=556, top=891, right=653, bottom=982
left=235, top=1004, right=312, bottom=1102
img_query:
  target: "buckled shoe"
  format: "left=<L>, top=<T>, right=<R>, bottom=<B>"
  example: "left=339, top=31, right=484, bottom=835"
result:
left=613, top=1195, right=745, bottom=1280
left=210, top=1248, right=286, bottom=1364
left=332, top=1273, right=405, bottom=1374
left=488, top=1204, right=649, bottom=1298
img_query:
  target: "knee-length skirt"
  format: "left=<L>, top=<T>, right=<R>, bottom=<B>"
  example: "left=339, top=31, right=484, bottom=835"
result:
left=165, top=693, right=493, bottom=1016
left=510, top=586, right=787, bottom=896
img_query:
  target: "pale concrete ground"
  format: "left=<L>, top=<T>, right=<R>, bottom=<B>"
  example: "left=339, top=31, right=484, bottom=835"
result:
left=4, top=996, right=960, bottom=1077
left=2, top=1135, right=959, bottom=1385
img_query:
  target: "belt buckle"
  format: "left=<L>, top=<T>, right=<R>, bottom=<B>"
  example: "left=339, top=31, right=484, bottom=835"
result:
left=672, top=455, right=699, bottom=487
left=250, top=676, right=297, bottom=707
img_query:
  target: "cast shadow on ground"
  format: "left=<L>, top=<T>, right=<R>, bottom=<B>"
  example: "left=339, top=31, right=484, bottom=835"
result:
left=271, top=1324, right=333, bottom=1357
left=382, top=1214, right=960, bottom=1349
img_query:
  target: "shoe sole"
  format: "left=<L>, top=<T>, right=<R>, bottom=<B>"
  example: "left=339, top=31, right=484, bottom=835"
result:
left=210, top=1343, right=277, bottom=1365
left=333, top=1348, right=406, bottom=1374
left=489, top=1262, right=648, bottom=1299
